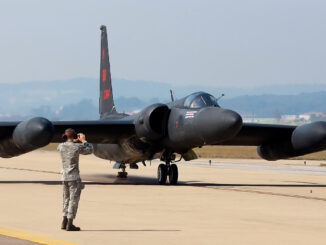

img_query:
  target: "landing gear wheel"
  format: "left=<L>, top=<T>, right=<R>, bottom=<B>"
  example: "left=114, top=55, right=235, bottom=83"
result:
left=158, top=164, right=167, bottom=185
left=117, top=171, right=128, bottom=178
left=116, top=163, right=128, bottom=179
left=168, top=164, right=178, bottom=185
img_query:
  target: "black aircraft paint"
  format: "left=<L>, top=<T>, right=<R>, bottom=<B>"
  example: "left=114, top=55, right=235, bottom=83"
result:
left=99, top=25, right=117, bottom=118
left=1, top=25, right=326, bottom=184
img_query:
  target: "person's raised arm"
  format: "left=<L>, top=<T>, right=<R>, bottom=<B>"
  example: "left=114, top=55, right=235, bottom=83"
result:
left=57, top=143, right=62, bottom=152
left=77, top=133, right=93, bottom=155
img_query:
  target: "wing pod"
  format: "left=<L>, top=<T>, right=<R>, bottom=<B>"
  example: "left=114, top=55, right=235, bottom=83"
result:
left=258, top=121, right=326, bottom=160
left=0, top=117, right=54, bottom=158
left=135, top=104, right=170, bottom=142
left=292, top=121, right=326, bottom=151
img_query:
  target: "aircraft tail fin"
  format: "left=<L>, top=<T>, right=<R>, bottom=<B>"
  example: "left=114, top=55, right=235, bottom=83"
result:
left=99, top=25, right=117, bottom=118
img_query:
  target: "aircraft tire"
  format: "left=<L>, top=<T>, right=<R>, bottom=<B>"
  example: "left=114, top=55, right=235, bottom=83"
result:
left=168, top=164, right=178, bottom=185
left=158, top=164, right=167, bottom=185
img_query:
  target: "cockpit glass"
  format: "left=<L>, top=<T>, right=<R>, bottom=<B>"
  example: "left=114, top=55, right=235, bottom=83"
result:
left=184, top=92, right=219, bottom=108
left=190, top=96, right=207, bottom=108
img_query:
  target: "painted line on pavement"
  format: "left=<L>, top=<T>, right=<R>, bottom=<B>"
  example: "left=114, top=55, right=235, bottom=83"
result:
left=204, top=186, right=326, bottom=201
left=0, top=166, right=60, bottom=175
left=0, top=228, right=77, bottom=245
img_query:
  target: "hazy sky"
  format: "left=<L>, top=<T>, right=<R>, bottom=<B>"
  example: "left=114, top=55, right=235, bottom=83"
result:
left=0, top=0, right=325, bottom=87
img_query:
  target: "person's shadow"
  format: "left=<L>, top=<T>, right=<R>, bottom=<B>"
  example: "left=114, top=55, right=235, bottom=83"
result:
left=81, top=229, right=181, bottom=232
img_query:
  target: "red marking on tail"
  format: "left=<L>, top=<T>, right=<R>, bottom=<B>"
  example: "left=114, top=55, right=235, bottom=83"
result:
left=102, top=49, right=105, bottom=59
left=175, top=121, right=179, bottom=128
left=104, top=89, right=111, bottom=100
left=102, top=69, right=107, bottom=82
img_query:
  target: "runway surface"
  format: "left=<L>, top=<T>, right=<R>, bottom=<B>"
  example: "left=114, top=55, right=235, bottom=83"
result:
left=192, top=159, right=326, bottom=176
left=1, top=151, right=326, bottom=244
left=0, top=234, right=38, bottom=245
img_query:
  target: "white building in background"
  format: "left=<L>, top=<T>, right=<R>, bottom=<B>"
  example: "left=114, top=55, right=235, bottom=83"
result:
left=242, top=112, right=326, bottom=124
left=306, top=112, right=326, bottom=118
left=281, top=115, right=297, bottom=121
left=242, top=118, right=276, bottom=123
left=299, top=114, right=311, bottom=121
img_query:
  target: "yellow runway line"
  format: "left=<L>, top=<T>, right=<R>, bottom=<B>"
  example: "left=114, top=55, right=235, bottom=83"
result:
left=0, top=231, right=50, bottom=244
left=0, top=228, right=78, bottom=245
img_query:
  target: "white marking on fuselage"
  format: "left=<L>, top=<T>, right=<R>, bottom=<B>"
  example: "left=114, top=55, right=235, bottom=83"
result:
left=185, top=110, right=197, bottom=119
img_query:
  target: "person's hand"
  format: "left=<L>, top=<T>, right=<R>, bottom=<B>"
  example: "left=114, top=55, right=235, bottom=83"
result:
left=77, top=133, right=86, bottom=143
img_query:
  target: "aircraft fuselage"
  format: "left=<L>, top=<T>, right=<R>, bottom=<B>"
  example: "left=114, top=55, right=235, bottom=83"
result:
left=92, top=97, right=243, bottom=164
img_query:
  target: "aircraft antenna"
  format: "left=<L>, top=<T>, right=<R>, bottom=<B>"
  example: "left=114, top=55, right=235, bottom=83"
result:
left=216, top=93, right=225, bottom=102
left=170, top=89, right=175, bottom=102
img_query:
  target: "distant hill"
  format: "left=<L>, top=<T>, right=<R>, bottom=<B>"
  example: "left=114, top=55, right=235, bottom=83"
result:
left=1, top=78, right=326, bottom=120
left=221, top=92, right=326, bottom=117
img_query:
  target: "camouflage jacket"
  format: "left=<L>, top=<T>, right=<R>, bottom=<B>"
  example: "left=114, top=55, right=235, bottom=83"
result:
left=57, top=140, right=93, bottom=181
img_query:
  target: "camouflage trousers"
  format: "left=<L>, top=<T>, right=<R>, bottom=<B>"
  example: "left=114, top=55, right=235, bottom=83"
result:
left=62, top=180, right=84, bottom=219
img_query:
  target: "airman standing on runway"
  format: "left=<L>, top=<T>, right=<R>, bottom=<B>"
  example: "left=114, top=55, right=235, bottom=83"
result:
left=57, top=128, right=93, bottom=231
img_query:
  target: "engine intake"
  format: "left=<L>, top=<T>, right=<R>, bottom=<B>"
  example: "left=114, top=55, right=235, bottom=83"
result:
left=135, top=104, right=169, bottom=142
left=0, top=117, right=54, bottom=158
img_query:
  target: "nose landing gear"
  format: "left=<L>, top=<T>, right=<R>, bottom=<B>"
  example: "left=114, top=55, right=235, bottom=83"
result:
left=158, top=152, right=180, bottom=185
left=113, top=162, right=128, bottom=178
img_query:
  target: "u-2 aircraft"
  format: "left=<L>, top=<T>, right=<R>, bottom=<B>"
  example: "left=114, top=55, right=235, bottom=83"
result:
left=1, top=25, right=326, bottom=185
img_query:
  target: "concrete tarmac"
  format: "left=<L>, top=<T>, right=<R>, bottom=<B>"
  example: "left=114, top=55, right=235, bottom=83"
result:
left=1, top=151, right=326, bottom=245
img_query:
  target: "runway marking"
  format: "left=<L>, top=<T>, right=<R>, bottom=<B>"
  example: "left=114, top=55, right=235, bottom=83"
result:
left=0, top=228, right=77, bottom=245
left=0, top=231, right=50, bottom=244
left=0, top=166, right=60, bottom=175
left=205, top=186, right=326, bottom=202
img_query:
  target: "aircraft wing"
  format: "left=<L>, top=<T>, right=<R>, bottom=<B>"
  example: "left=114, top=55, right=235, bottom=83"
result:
left=0, top=122, right=19, bottom=139
left=219, top=123, right=296, bottom=146
left=0, top=118, right=136, bottom=158
left=51, top=120, right=135, bottom=143
left=0, top=119, right=135, bottom=144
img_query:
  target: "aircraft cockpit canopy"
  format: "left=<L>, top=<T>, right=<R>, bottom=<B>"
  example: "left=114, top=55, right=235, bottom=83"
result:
left=184, top=92, right=220, bottom=108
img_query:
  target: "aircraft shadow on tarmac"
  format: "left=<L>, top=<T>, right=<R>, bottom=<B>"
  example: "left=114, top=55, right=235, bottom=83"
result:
left=0, top=174, right=325, bottom=188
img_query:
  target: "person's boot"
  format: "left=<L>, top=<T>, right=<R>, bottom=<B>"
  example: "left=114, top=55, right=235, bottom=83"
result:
left=66, top=219, right=80, bottom=231
left=61, top=216, right=68, bottom=230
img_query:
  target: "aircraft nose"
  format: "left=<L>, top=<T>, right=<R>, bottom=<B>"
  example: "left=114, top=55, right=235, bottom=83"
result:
left=194, top=108, right=243, bottom=144
left=223, top=109, right=243, bottom=131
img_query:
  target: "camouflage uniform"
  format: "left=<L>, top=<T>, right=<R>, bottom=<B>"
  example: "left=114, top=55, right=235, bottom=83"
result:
left=57, top=140, right=93, bottom=219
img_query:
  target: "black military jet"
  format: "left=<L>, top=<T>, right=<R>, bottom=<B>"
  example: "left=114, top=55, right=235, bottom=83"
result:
left=1, top=25, right=326, bottom=185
